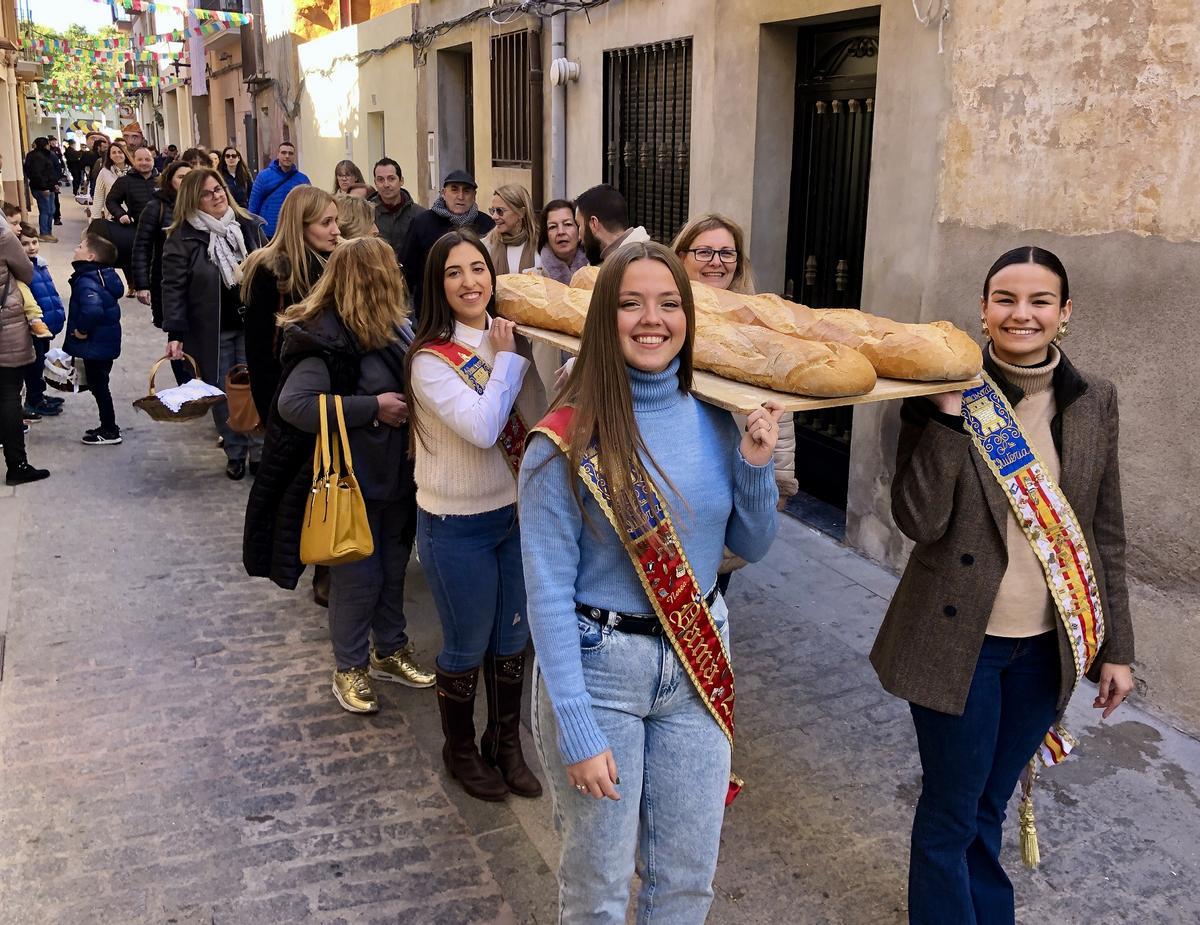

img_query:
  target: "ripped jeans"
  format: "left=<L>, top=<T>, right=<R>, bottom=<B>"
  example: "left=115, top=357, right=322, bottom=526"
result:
left=416, top=503, right=529, bottom=672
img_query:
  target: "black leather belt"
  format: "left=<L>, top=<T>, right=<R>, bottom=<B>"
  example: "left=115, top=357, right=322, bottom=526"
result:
left=576, top=587, right=720, bottom=637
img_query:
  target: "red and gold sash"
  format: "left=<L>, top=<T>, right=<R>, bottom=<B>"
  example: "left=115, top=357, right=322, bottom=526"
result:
left=532, top=406, right=743, bottom=805
left=419, top=339, right=529, bottom=478
left=961, top=372, right=1106, bottom=866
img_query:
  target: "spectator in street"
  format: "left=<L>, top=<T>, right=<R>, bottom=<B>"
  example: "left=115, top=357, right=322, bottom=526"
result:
left=671, top=213, right=796, bottom=595
left=0, top=217, right=44, bottom=484
left=122, top=122, right=145, bottom=150
left=4, top=202, right=22, bottom=235
left=154, top=144, right=176, bottom=173
left=92, top=141, right=131, bottom=222
left=17, top=223, right=65, bottom=419
left=23, top=138, right=59, bottom=243
left=47, top=137, right=66, bottom=226
left=406, top=230, right=546, bottom=801
left=106, top=145, right=159, bottom=282
left=162, top=167, right=267, bottom=480
left=219, top=146, right=252, bottom=209
left=401, top=170, right=493, bottom=315
left=63, top=232, right=124, bottom=446
left=179, top=147, right=210, bottom=169
left=335, top=196, right=377, bottom=240
left=369, top=158, right=422, bottom=266
left=273, top=237, right=433, bottom=713
left=249, top=141, right=310, bottom=239
left=870, top=246, right=1135, bottom=925
left=85, top=137, right=108, bottom=199
left=520, top=242, right=780, bottom=921
left=241, top=185, right=340, bottom=424
left=65, top=140, right=83, bottom=195
left=331, top=159, right=366, bottom=196
left=131, top=160, right=192, bottom=331
left=207, top=150, right=220, bottom=170
left=484, top=183, right=540, bottom=275
left=537, top=198, right=587, bottom=285
left=574, top=183, right=650, bottom=265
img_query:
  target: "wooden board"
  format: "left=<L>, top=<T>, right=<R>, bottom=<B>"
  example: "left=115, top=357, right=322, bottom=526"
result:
left=516, top=324, right=982, bottom=414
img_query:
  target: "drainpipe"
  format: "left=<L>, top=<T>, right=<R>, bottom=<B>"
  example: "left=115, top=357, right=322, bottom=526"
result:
left=529, top=24, right=544, bottom=210
left=549, top=12, right=567, bottom=200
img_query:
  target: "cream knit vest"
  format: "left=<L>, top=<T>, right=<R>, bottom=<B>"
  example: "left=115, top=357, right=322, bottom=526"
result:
left=414, top=336, right=546, bottom=516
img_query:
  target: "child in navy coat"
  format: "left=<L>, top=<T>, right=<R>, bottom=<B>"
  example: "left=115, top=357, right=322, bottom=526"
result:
left=18, top=223, right=66, bottom=418
left=64, top=232, right=125, bottom=445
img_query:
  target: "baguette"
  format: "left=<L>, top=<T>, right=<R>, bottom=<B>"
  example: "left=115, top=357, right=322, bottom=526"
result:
left=569, top=264, right=601, bottom=290
left=694, top=316, right=876, bottom=397
left=496, top=274, right=588, bottom=336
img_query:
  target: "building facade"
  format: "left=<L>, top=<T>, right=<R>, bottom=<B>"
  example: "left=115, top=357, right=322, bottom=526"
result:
left=291, top=0, right=1198, bottom=734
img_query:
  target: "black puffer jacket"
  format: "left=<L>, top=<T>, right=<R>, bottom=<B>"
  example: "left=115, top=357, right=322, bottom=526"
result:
left=131, top=190, right=176, bottom=328
left=242, top=312, right=362, bottom=589
left=106, top=171, right=158, bottom=226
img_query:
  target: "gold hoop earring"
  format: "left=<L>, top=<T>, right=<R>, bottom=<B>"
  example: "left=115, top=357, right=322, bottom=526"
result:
left=1054, top=320, right=1069, bottom=343
left=980, top=318, right=990, bottom=339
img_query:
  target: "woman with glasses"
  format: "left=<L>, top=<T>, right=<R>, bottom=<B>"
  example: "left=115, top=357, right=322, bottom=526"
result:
left=161, top=168, right=267, bottom=479
left=220, top=146, right=253, bottom=209
left=331, top=159, right=368, bottom=197
left=484, top=184, right=540, bottom=276
left=671, top=214, right=798, bottom=597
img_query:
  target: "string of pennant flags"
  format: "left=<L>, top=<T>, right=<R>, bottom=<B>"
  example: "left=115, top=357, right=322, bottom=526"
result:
left=90, top=0, right=253, bottom=26
left=47, top=74, right=160, bottom=89
left=22, top=20, right=233, bottom=54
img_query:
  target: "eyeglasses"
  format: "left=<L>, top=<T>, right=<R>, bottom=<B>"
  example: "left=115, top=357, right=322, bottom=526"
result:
left=225, top=153, right=239, bottom=159
left=488, top=206, right=509, bottom=217
left=199, top=187, right=226, bottom=200
left=686, top=247, right=739, bottom=265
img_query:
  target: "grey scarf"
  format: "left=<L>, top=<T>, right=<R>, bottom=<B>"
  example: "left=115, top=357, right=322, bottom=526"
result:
left=187, top=208, right=248, bottom=288
left=430, top=195, right=481, bottom=228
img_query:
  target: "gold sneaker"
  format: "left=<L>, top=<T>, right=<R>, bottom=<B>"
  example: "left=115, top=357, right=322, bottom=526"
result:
left=331, top=667, right=379, bottom=713
left=369, top=643, right=436, bottom=689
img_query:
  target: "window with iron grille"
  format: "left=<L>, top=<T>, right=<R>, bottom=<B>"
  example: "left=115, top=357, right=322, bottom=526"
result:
left=603, top=39, right=692, bottom=244
left=490, top=30, right=532, bottom=168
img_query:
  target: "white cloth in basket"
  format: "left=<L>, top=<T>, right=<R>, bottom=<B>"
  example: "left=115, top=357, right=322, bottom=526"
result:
left=154, top=378, right=226, bottom=413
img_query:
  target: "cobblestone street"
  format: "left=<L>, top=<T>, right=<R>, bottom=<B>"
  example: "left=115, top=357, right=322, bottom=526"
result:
left=1, top=201, right=1198, bottom=924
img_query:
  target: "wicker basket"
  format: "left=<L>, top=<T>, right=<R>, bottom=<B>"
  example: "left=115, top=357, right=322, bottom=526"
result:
left=132, top=354, right=226, bottom=422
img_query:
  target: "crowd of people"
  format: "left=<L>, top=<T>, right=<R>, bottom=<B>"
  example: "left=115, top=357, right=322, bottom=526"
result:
left=0, top=125, right=1137, bottom=925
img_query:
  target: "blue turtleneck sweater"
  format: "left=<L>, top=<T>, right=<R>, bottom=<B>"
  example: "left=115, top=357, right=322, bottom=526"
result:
left=518, top=360, right=779, bottom=764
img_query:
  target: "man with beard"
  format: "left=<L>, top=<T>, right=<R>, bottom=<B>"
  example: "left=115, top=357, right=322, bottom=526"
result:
left=121, top=122, right=146, bottom=150
left=573, top=183, right=651, bottom=264
left=401, top=169, right=494, bottom=316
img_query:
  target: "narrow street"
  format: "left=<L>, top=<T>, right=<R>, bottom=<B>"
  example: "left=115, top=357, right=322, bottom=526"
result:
left=0, top=200, right=1197, bottom=924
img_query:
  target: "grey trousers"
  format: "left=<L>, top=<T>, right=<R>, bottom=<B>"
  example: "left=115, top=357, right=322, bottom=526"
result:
left=328, top=496, right=417, bottom=670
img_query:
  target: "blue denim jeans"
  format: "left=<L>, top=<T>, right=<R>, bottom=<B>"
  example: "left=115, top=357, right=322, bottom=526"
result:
left=328, top=497, right=416, bottom=669
left=907, top=631, right=1060, bottom=925
left=213, top=329, right=262, bottom=462
left=532, top=595, right=732, bottom=924
left=416, top=503, right=529, bottom=671
left=33, top=189, right=54, bottom=236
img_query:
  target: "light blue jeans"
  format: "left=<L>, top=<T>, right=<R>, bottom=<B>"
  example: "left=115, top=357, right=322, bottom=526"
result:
left=532, top=595, right=732, bottom=924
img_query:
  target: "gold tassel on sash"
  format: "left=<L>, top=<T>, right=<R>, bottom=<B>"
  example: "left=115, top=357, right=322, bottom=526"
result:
left=1018, top=760, right=1040, bottom=870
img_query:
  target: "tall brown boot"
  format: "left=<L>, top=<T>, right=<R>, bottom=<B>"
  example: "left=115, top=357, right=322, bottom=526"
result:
left=436, top=667, right=508, bottom=802
left=480, top=652, right=543, bottom=798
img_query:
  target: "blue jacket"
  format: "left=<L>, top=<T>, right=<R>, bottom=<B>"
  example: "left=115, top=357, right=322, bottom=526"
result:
left=30, top=258, right=65, bottom=336
left=63, top=261, right=124, bottom=361
left=248, top=160, right=310, bottom=237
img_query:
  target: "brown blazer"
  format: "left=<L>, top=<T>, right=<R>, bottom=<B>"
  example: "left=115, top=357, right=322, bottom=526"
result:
left=870, top=350, right=1135, bottom=716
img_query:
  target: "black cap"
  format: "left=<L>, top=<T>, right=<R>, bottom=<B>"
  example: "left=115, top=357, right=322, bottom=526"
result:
left=442, top=169, right=478, bottom=190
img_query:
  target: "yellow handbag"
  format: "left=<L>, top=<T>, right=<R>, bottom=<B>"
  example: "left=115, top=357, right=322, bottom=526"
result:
left=299, top=394, right=374, bottom=566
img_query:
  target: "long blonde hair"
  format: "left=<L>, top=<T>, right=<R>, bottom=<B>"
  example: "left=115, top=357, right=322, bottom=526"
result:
left=553, top=242, right=695, bottom=537
left=335, top=195, right=377, bottom=240
left=168, top=167, right=253, bottom=235
left=240, top=186, right=338, bottom=303
left=280, top=237, right=408, bottom=352
left=670, top=213, right=756, bottom=294
left=489, top=183, right=537, bottom=246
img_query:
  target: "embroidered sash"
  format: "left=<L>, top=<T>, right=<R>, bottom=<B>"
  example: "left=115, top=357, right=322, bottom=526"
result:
left=532, top=406, right=743, bottom=805
left=420, top=339, right=529, bottom=478
left=961, top=373, right=1106, bottom=765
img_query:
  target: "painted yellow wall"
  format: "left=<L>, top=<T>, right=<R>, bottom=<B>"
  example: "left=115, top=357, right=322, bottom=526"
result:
left=297, top=6, right=419, bottom=195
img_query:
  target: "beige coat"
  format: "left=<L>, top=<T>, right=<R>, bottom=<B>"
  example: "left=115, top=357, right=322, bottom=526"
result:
left=0, top=222, right=35, bottom=368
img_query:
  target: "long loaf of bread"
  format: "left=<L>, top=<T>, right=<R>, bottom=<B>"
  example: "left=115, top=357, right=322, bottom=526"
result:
left=496, top=274, right=589, bottom=336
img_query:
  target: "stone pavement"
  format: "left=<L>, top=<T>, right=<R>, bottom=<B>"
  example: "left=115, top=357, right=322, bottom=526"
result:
left=1, top=199, right=1198, bottom=924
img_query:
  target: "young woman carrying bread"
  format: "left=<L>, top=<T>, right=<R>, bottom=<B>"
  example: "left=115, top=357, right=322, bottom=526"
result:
left=407, top=230, right=548, bottom=802
left=519, top=242, right=781, bottom=922
left=870, top=246, right=1135, bottom=924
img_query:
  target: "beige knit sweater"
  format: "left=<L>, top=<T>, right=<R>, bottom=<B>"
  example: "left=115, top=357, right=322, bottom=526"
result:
left=986, top=347, right=1061, bottom=638
left=410, top=331, right=547, bottom=516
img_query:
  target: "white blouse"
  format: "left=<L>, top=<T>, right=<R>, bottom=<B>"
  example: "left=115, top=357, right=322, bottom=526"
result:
left=409, top=317, right=530, bottom=449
